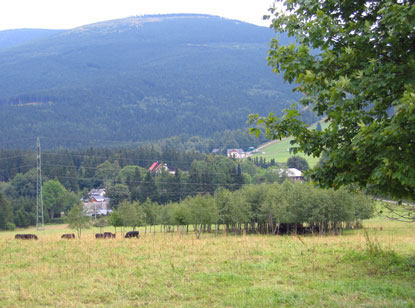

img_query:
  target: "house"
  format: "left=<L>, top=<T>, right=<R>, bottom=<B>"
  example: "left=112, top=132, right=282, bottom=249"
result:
left=148, top=161, right=175, bottom=175
left=279, top=168, right=304, bottom=182
left=227, top=149, right=246, bottom=159
left=83, top=188, right=111, bottom=217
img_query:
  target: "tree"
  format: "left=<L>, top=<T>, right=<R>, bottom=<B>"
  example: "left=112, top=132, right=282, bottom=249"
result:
left=93, top=216, right=108, bottom=233
left=43, top=179, right=67, bottom=219
left=251, top=0, right=415, bottom=203
left=63, top=191, right=82, bottom=215
left=0, top=192, right=13, bottom=230
left=9, top=169, right=37, bottom=199
left=96, top=160, right=119, bottom=186
left=287, top=156, right=309, bottom=172
left=66, top=203, right=90, bottom=239
left=171, top=169, right=183, bottom=202
left=140, top=198, right=157, bottom=231
left=186, top=194, right=218, bottom=232
left=108, top=210, right=123, bottom=233
left=118, top=200, right=142, bottom=231
left=233, top=163, right=244, bottom=190
left=140, top=172, right=159, bottom=202
left=316, top=122, right=322, bottom=132
left=107, top=184, right=130, bottom=208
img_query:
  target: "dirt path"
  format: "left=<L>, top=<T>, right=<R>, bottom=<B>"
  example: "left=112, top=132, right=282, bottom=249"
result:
left=257, top=140, right=278, bottom=151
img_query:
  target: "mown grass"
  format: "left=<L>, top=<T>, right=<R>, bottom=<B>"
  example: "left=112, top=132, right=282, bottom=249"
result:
left=253, top=137, right=321, bottom=167
left=0, top=219, right=414, bottom=307
left=252, top=120, right=330, bottom=167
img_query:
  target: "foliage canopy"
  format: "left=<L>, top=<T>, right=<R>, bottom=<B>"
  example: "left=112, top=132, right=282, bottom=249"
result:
left=66, top=203, right=90, bottom=239
left=251, top=0, right=415, bottom=200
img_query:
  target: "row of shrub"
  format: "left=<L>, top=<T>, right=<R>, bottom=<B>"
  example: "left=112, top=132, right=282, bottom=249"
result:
left=104, top=181, right=375, bottom=235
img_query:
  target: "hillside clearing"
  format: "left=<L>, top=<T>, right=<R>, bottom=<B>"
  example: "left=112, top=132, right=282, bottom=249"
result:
left=251, top=121, right=330, bottom=167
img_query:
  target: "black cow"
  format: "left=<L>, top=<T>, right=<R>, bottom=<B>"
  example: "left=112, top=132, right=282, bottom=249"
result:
left=95, top=233, right=104, bottom=239
left=61, top=233, right=75, bottom=239
left=278, top=223, right=306, bottom=235
left=15, top=234, right=38, bottom=240
left=104, top=232, right=116, bottom=239
left=125, top=231, right=139, bottom=238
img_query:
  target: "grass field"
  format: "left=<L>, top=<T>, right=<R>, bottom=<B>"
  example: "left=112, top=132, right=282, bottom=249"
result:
left=253, top=137, right=321, bottom=167
left=1, top=219, right=415, bottom=307
left=251, top=121, right=330, bottom=168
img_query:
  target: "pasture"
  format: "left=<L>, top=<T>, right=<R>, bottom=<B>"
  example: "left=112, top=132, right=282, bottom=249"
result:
left=252, top=120, right=330, bottom=167
left=253, top=137, right=321, bottom=167
left=0, top=219, right=414, bottom=307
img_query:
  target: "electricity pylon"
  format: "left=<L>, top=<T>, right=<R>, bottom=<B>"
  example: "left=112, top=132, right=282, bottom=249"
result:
left=36, top=137, right=44, bottom=231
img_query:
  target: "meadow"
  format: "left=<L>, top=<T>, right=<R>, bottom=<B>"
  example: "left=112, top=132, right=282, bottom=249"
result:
left=252, top=121, right=330, bottom=167
left=0, top=219, right=414, bottom=308
left=254, top=137, right=321, bottom=167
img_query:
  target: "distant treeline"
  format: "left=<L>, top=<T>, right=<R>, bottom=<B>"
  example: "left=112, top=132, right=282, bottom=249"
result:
left=0, top=128, right=268, bottom=182
left=107, top=181, right=375, bottom=235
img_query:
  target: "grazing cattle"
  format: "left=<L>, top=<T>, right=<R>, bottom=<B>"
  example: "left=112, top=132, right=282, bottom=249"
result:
left=61, top=233, right=75, bottom=239
left=103, top=232, right=116, bottom=239
left=277, top=223, right=305, bottom=235
left=125, top=231, right=139, bottom=238
left=15, top=234, right=38, bottom=240
left=95, top=233, right=104, bottom=239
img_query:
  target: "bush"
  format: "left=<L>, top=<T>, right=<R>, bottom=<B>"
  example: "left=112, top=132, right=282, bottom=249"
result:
left=6, top=222, right=16, bottom=230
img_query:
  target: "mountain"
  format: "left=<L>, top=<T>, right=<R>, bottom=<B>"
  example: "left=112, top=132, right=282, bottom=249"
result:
left=0, top=29, right=62, bottom=49
left=0, top=14, right=297, bottom=149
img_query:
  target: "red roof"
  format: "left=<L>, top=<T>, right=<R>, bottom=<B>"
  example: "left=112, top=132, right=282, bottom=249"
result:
left=148, top=162, right=160, bottom=172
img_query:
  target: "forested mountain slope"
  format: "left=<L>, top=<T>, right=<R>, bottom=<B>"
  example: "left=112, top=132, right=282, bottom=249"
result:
left=0, top=29, right=62, bottom=49
left=0, top=14, right=297, bottom=149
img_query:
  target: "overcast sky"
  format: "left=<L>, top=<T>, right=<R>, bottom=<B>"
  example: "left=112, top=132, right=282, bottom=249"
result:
left=0, top=0, right=277, bottom=31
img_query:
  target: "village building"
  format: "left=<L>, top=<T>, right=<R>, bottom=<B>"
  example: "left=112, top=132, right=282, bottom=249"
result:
left=279, top=168, right=304, bottom=182
left=148, top=161, right=175, bottom=175
left=226, top=149, right=246, bottom=159
left=83, top=188, right=112, bottom=217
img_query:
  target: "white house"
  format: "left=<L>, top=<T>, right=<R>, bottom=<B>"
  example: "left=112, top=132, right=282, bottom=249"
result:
left=227, top=149, right=246, bottom=159
left=279, top=168, right=304, bottom=182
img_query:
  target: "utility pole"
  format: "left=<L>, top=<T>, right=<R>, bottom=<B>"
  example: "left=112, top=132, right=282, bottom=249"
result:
left=36, top=137, right=44, bottom=231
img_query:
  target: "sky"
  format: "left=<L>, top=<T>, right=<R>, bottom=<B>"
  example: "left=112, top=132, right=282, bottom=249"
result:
left=0, top=0, right=277, bottom=31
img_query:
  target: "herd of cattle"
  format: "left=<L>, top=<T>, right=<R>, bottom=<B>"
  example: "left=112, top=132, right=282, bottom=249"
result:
left=14, top=231, right=140, bottom=240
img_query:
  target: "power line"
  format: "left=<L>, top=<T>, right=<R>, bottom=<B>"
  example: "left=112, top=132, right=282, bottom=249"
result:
left=47, top=174, right=247, bottom=187
left=40, top=163, right=247, bottom=177
left=42, top=151, right=200, bottom=166
left=0, top=155, right=35, bottom=161
left=0, top=165, right=36, bottom=172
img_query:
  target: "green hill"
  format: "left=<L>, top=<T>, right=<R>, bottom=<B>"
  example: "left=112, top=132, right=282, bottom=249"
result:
left=0, top=14, right=299, bottom=149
